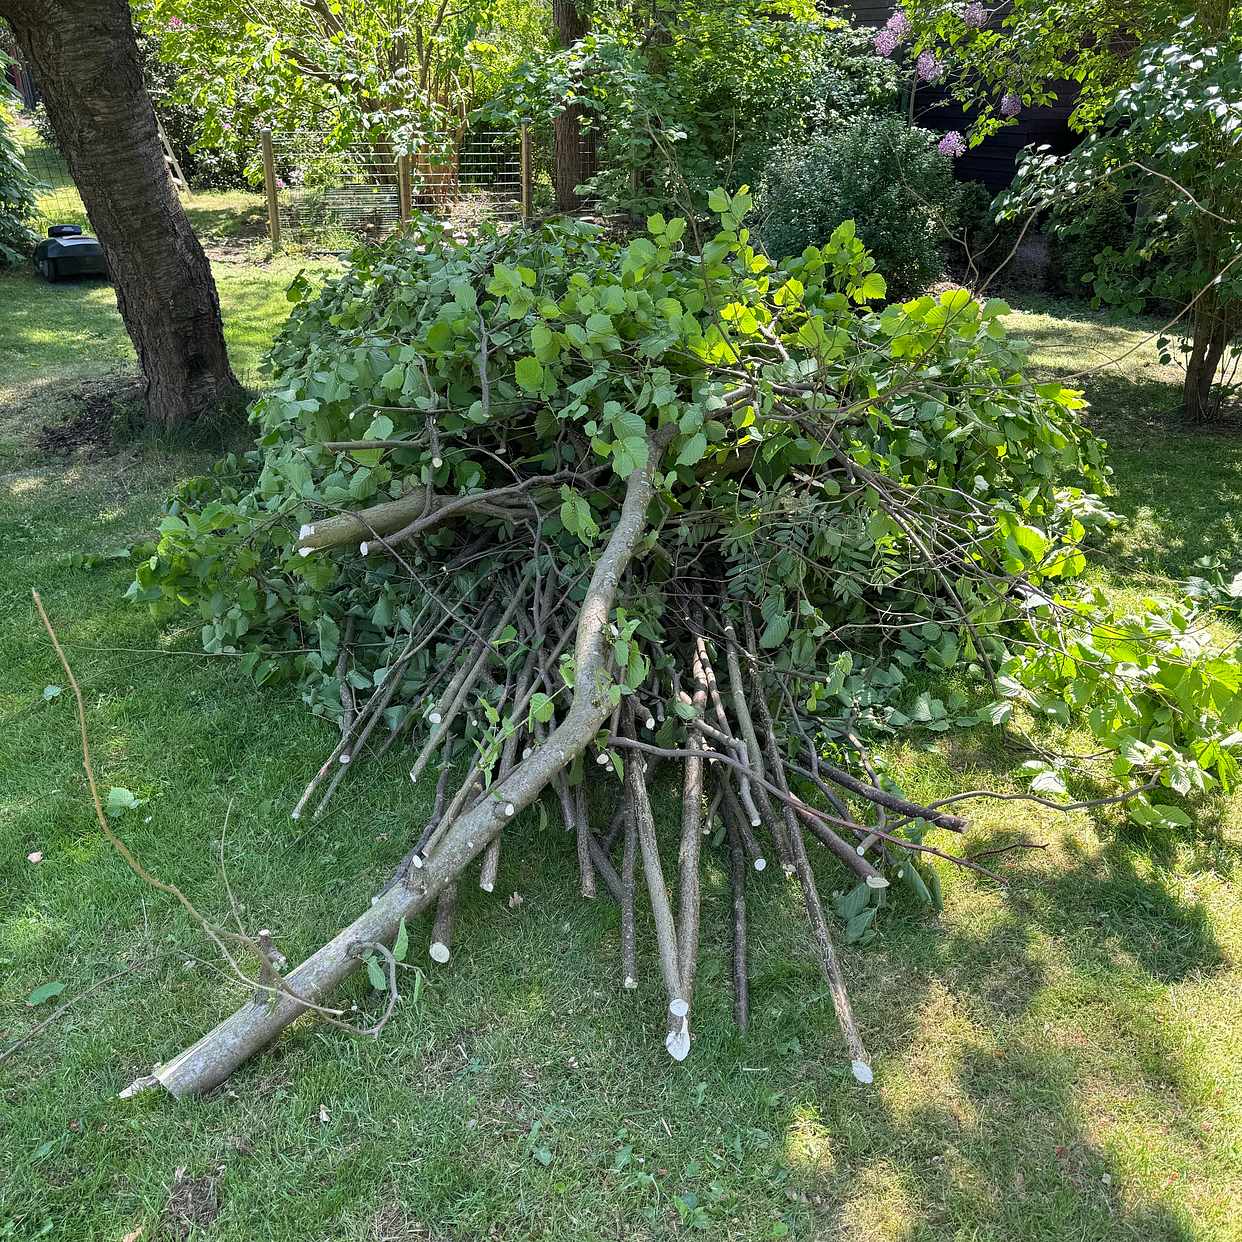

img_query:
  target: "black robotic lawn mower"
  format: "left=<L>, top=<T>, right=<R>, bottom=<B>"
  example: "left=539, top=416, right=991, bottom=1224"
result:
left=33, top=224, right=109, bottom=282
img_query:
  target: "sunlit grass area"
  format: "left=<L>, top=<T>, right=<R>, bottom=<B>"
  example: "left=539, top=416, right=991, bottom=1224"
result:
left=0, top=278, right=1238, bottom=1239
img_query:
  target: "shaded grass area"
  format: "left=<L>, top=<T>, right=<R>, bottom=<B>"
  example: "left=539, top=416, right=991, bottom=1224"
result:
left=0, top=291, right=1239, bottom=1240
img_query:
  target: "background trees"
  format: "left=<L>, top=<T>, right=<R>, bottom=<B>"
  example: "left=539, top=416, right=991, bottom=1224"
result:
left=0, top=0, right=239, bottom=427
left=901, top=0, right=1242, bottom=421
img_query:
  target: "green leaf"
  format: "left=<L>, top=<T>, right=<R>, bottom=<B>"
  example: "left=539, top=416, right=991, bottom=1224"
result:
left=675, top=432, right=708, bottom=467
left=530, top=692, right=555, bottom=724
left=27, top=981, right=66, bottom=1006
left=42, top=685, right=62, bottom=700
left=105, top=787, right=144, bottom=818
left=363, top=413, right=394, bottom=442
left=515, top=356, right=544, bottom=392
left=393, top=917, right=409, bottom=964
left=365, top=953, right=387, bottom=991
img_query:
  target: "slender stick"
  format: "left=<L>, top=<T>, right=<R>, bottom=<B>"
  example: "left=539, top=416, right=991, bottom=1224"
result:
left=575, top=782, right=597, bottom=899
left=677, top=631, right=707, bottom=999
left=620, top=800, right=638, bottom=990
left=479, top=836, right=501, bottom=893
left=727, top=822, right=749, bottom=1034
left=625, top=715, right=689, bottom=1059
left=719, top=772, right=767, bottom=872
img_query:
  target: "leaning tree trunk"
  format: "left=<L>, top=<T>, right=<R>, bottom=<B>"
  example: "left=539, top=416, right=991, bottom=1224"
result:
left=1, top=0, right=240, bottom=426
left=551, top=0, right=596, bottom=214
left=1183, top=299, right=1230, bottom=424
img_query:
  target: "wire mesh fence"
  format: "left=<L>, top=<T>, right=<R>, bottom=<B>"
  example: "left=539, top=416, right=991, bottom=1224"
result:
left=268, top=127, right=527, bottom=249
left=15, top=121, right=89, bottom=234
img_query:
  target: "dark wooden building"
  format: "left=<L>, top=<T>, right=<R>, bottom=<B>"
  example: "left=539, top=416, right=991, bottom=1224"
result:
left=841, top=0, right=1079, bottom=190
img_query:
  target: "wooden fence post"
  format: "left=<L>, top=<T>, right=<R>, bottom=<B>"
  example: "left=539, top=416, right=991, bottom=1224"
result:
left=261, top=129, right=281, bottom=250
left=519, top=123, right=533, bottom=222
left=397, top=154, right=412, bottom=224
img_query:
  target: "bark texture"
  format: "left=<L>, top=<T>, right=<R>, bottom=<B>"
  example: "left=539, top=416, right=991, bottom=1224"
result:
left=551, top=0, right=597, bottom=213
left=1, top=0, right=239, bottom=426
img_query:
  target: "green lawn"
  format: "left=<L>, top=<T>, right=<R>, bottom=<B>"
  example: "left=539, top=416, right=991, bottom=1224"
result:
left=0, top=268, right=1239, bottom=1241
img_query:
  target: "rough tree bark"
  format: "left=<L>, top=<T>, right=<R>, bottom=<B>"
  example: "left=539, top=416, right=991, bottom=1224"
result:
left=1, top=0, right=240, bottom=426
left=551, top=0, right=596, bottom=213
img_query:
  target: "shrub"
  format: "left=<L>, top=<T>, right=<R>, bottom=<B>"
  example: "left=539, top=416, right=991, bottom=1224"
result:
left=756, top=115, right=961, bottom=296
left=1047, top=186, right=1132, bottom=296
left=0, top=73, right=37, bottom=266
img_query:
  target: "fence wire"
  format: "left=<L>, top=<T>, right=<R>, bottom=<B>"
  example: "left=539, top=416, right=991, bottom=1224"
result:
left=269, top=129, right=525, bottom=248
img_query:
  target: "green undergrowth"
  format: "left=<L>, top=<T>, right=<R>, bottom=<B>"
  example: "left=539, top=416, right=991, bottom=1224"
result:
left=0, top=286, right=1238, bottom=1240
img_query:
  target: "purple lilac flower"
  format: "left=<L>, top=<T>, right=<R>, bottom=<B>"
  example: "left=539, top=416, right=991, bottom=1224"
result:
left=275, top=177, right=287, bottom=190
left=885, top=11, right=911, bottom=39
left=1000, top=92, right=1022, bottom=117
left=916, top=51, right=941, bottom=82
left=938, top=130, right=967, bottom=157
left=963, top=2, right=987, bottom=28
left=874, top=28, right=899, bottom=57
left=167, top=15, right=184, bottom=28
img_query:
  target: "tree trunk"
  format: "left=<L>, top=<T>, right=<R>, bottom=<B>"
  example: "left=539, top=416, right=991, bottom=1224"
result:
left=1, top=0, right=240, bottom=426
left=1183, top=306, right=1228, bottom=423
left=551, top=0, right=596, bottom=213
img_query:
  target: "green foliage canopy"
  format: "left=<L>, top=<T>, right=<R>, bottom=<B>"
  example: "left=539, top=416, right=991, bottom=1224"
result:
left=128, top=198, right=1242, bottom=830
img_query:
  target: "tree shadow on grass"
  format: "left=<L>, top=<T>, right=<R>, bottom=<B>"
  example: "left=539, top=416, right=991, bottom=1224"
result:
left=775, top=819, right=1232, bottom=1241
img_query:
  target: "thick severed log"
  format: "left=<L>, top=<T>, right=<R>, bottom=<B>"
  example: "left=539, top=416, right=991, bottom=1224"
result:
left=138, top=434, right=670, bottom=1098
left=727, top=822, right=749, bottom=1034
left=298, top=475, right=566, bottom=557
left=625, top=722, right=690, bottom=1061
left=428, top=882, right=458, bottom=964
left=298, top=489, right=435, bottom=554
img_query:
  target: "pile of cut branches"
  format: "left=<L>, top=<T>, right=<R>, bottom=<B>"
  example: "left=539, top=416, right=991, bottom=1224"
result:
left=119, top=196, right=1240, bottom=1098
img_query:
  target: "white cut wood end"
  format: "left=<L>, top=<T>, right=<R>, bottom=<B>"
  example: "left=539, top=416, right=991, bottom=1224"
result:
left=668, top=997, right=689, bottom=1019
left=851, top=1060, right=874, bottom=1085
left=429, top=711, right=443, bottom=725
left=665, top=1018, right=691, bottom=1062
left=623, top=976, right=638, bottom=990
left=428, top=942, right=451, bottom=964
left=339, top=753, right=351, bottom=765
left=504, top=803, right=516, bottom=818
left=865, top=875, right=889, bottom=889
left=753, top=857, right=767, bottom=872
left=480, top=881, right=494, bottom=893
left=298, top=546, right=313, bottom=557
left=359, top=541, right=369, bottom=556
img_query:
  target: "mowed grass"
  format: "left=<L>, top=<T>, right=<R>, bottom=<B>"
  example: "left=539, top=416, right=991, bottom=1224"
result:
left=0, top=271, right=1239, bottom=1241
